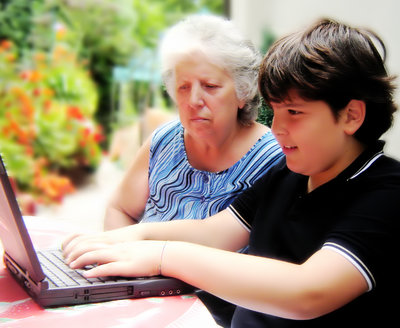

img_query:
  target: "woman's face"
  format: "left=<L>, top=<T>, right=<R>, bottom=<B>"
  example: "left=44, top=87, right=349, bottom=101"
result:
left=174, top=52, right=245, bottom=140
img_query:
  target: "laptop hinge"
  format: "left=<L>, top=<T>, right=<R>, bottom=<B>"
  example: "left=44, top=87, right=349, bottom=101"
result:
left=4, top=252, right=49, bottom=291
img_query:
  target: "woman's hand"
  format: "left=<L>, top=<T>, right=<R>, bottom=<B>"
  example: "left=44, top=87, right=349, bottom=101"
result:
left=68, top=240, right=167, bottom=278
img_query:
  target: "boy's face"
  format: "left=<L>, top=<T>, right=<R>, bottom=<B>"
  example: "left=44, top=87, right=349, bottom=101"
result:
left=270, top=90, right=359, bottom=190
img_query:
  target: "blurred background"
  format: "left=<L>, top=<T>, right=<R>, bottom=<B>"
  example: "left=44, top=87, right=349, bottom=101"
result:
left=1, top=0, right=399, bottom=231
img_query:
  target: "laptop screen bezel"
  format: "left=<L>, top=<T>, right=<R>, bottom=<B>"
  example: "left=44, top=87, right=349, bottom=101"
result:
left=0, top=155, right=46, bottom=283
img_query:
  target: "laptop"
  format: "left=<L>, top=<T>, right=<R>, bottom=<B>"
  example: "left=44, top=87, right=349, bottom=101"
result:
left=0, top=154, right=193, bottom=307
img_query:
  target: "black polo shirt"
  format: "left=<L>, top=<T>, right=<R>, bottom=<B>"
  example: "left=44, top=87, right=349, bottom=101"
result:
left=229, top=141, right=400, bottom=327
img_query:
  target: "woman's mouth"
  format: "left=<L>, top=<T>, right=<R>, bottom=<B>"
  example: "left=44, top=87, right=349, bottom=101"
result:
left=191, top=117, right=209, bottom=122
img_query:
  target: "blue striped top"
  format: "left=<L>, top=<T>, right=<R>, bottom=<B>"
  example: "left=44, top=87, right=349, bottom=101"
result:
left=140, top=120, right=283, bottom=222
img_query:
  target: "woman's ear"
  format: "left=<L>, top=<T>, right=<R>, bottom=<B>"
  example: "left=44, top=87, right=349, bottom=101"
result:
left=238, top=98, right=246, bottom=110
left=342, top=99, right=366, bottom=135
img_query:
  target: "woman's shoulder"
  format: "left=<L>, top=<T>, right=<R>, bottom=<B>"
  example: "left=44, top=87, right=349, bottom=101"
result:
left=151, top=119, right=182, bottom=146
left=247, top=121, right=271, bottom=142
left=153, top=119, right=181, bottom=136
left=229, top=122, right=282, bottom=173
left=246, top=122, right=278, bottom=150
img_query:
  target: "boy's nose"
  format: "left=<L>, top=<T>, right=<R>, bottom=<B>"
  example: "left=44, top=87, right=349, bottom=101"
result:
left=271, top=117, right=287, bottom=136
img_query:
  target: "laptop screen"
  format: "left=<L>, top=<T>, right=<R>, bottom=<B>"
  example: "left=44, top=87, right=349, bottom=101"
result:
left=0, top=155, right=45, bottom=282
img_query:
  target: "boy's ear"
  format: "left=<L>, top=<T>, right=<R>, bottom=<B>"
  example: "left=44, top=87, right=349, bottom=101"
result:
left=342, top=99, right=366, bottom=135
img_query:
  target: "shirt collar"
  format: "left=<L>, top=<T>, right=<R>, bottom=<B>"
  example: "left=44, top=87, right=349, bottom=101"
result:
left=342, top=140, right=385, bottom=181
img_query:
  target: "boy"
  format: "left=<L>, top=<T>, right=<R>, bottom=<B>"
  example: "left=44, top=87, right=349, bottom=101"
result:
left=64, top=19, right=399, bottom=327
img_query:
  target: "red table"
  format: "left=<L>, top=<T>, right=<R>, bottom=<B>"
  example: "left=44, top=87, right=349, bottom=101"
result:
left=0, top=217, right=218, bottom=327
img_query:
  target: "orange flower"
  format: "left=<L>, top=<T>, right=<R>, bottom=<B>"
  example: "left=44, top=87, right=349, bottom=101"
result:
left=19, top=70, right=42, bottom=82
left=34, top=173, right=75, bottom=203
left=42, top=88, right=55, bottom=97
left=33, top=52, right=46, bottom=62
left=17, top=92, right=35, bottom=120
left=43, top=99, right=52, bottom=111
left=31, top=70, right=42, bottom=82
left=25, top=145, right=34, bottom=156
left=10, top=86, right=24, bottom=95
left=6, top=53, right=16, bottom=62
left=0, top=40, right=13, bottom=50
left=67, top=106, right=85, bottom=120
left=93, top=131, right=104, bottom=143
left=33, top=88, right=41, bottom=97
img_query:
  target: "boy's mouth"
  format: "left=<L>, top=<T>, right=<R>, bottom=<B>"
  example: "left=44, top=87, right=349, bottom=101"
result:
left=282, top=146, right=297, bottom=150
left=282, top=145, right=297, bottom=155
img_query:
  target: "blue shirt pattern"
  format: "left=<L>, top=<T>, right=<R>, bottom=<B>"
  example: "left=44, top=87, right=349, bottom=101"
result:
left=140, top=120, right=283, bottom=222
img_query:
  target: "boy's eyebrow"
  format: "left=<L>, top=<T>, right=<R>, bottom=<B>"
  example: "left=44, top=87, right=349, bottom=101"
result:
left=273, top=101, right=304, bottom=108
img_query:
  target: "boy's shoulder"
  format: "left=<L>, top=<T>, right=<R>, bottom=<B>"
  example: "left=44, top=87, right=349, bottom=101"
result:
left=343, top=141, right=400, bottom=182
left=369, top=154, right=400, bottom=179
left=347, top=150, right=400, bottom=194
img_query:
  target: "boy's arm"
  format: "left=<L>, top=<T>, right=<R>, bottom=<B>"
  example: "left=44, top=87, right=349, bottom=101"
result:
left=66, top=215, right=367, bottom=321
left=63, top=209, right=249, bottom=263
left=162, top=244, right=367, bottom=320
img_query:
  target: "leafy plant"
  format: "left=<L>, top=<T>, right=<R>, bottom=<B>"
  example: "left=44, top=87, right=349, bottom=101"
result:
left=0, top=38, right=103, bottom=204
left=0, top=0, right=42, bottom=53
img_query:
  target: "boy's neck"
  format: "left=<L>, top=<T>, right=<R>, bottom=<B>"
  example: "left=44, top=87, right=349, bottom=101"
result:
left=307, top=139, right=366, bottom=193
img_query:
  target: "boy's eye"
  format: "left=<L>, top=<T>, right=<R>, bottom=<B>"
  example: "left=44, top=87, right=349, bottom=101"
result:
left=288, top=109, right=301, bottom=115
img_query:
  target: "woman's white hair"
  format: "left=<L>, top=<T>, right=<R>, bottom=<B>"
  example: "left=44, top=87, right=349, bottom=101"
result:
left=159, top=14, right=261, bottom=125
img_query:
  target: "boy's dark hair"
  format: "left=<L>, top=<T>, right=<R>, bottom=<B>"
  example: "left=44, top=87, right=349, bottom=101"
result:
left=259, top=18, right=397, bottom=144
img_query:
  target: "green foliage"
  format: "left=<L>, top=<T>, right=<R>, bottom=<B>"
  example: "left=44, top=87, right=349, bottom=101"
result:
left=110, top=0, right=225, bottom=131
left=260, top=28, right=276, bottom=55
left=45, top=65, right=98, bottom=116
left=0, top=0, right=41, bottom=53
left=257, top=28, right=276, bottom=128
left=257, top=98, right=274, bottom=128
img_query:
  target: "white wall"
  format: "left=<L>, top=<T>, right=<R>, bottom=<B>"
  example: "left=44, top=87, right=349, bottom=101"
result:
left=231, top=0, right=400, bottom=159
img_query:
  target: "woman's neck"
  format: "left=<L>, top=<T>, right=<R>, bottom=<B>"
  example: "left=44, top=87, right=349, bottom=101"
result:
left=184, top=122, right=267, bottom=172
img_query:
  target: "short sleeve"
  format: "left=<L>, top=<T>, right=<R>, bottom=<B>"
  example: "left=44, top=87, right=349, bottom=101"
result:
left=323, top=178, right=399, bottom=291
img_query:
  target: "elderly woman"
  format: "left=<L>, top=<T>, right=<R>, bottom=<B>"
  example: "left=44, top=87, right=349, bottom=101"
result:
left=104, top=15, right=282, bottom=229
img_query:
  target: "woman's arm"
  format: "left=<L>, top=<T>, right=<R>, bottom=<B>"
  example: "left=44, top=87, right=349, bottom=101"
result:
left=103, top=135, right=152, bottom=230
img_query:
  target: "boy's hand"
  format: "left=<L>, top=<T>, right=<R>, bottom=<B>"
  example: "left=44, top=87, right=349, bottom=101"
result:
left=62, top=225, right=141, bottom=265
left=68, top=240, right=166, bottom=278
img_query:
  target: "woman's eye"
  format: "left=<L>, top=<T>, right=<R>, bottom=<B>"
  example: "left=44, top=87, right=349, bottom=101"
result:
left=178, top=85, right=189, bottom=91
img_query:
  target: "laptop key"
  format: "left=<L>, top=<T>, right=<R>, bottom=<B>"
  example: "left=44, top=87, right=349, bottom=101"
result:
left=38, top=249, right=135, bottom=287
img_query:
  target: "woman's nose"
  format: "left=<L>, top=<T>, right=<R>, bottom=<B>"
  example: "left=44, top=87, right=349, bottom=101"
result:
left=189, top=85, right=204, bottom=107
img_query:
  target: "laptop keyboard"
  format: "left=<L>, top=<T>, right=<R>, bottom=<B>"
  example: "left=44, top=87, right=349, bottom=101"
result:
left=37, top=249, right=129, bottom=288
